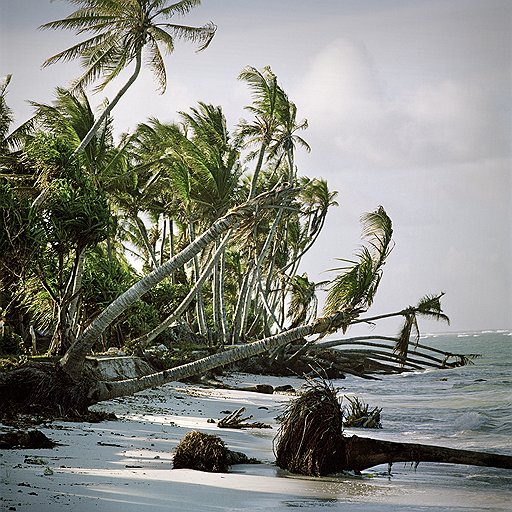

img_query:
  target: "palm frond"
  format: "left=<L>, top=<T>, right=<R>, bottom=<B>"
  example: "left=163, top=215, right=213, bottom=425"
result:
left=415, top=293, right=450, bottom=324
left=145, top=38, right=167, bottom=92
left=157, top=22, right=216, bottom=51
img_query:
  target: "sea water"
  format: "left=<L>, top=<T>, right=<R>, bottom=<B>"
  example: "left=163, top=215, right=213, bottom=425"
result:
left=326, top=329, right=512, bottom=511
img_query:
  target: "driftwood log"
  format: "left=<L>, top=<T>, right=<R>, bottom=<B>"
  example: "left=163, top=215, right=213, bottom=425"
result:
left=275, top=380, right=512, bottom=476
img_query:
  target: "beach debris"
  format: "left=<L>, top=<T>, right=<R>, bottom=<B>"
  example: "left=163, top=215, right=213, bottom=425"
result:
left=274, top=379, right=512, bottom=476
left=241, top=384, right=274, bottom=394
left=43, top=467, right=53, bottom=476
left=274, top=380, right=344, bottom=476
left=343, top=396, right=382, bottom=428
left=23, top=456, right=48, bottom=466
left=173, top=431, right=229, bottom=472
left=0, top=430, right=57, bottom=449
left=274, top=384, right=296, bottom=393
left=217, top=407, right=272, bottom=429
left=173, top=431, right=258, bottom=472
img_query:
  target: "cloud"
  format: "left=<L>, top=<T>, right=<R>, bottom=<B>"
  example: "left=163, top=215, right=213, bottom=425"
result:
left=294, top=38, right=510, bottom=170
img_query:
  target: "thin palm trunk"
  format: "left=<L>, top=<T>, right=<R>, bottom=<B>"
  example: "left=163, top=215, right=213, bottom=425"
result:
left=70, top=52, right=142, bottom=158
left=135, top=214, right=159, bottom=268
left=236, top=209, right=284, bottom=341
left=248, top=144, right=267, bottom=199
left=133, top=231, right=231, bottom=349
left=159, top=217, right=167, bottom=266
left=189, top=221, right=208, bottom=336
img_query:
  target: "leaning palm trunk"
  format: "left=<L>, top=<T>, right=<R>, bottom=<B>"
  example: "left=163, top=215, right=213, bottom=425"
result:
left=71, top=53, right=142, bottom=158
left=189, top=221, right=208, bottom=336
left=232, top=209, right=284, bottom=343
left=88, top=308, right=357, bottom=403
left=90, top=324, right=312, bottom=403
left=59, top=185, right=296, bottom=380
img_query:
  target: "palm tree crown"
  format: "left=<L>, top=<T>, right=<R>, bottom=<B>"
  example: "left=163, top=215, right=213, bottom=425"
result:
left=41, top=0, right=216, bottom=93
left=40, top=0, right=216, bottom=158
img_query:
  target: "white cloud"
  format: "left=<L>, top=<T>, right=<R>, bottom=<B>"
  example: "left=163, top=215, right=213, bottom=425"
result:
left=295, top=39, right=510, bottom=171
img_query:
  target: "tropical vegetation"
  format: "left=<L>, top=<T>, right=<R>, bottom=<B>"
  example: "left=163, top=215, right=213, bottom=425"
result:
left=0, top=0, right=451, bottom=415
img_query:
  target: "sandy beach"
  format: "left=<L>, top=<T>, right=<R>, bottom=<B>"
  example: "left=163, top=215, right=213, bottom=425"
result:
left=1, top=372, right=511, bottom=512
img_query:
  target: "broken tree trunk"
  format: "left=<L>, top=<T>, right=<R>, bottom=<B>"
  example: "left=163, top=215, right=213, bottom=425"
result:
left=340, top=435, right=512, bottom=472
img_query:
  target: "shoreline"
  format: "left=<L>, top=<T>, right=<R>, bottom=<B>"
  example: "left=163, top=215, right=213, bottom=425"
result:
left=1, top=372, right=511, bottom=511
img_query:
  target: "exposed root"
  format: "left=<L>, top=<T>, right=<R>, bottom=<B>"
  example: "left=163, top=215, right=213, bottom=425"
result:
left=0, top=361, right=97, bottom=422
left=274, top=379, right=345, bottom=476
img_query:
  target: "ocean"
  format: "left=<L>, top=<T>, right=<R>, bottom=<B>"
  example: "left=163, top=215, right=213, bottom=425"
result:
left=326, top=329, right=512, bottom=511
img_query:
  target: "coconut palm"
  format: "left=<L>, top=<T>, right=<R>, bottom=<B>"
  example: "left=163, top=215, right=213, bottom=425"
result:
left=237, top=66, right=282, bottom=199
left=0, top=75, right=13, bottom=158
left=267, top=92, right=310, bottom=182
left=41, top=0, right=216, bottom=157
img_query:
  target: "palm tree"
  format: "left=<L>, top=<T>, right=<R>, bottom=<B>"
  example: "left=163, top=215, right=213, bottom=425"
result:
left=267, top=91, right=310, bottom=182
left=0, top=75, right=13, bottom=157
left=237, top=66, right=281, bottom=199
left=41, top=0, right=216, bottom=157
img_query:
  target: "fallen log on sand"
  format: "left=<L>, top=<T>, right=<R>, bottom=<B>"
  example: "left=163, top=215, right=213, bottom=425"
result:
left=274, top=380, right=512, bottom=476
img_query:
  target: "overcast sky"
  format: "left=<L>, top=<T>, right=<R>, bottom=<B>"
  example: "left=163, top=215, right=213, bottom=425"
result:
left=1, top=0, right=510, bottom=334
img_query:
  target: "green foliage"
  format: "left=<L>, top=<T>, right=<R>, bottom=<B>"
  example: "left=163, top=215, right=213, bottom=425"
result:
left=343, top=396, right=382, bottom=429
left=395, top=293, right=450, bottom=360
left=41, top=0, right=216, bottom=94
left=324, top=206, right=393, bottom=318
left=0, top=331, right=25, bottom=356
left=81, top=249, right=135, bottom=315
left=0, top=179, right=43, bottom=288
left=44, top=176, right=112, bottom=252
left=121, top=300, right=161, bottom=341
left=23, top=132, right=73, bottom=181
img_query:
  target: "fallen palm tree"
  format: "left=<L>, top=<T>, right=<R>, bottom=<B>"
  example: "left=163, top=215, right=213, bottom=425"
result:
left=274, top=380, right=512, bottom=476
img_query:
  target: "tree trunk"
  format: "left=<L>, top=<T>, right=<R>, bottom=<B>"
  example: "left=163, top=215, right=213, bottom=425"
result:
left=189, top=221, right=208, bottom=337
left=89, top=324, right=312, bottom=403
left=59, top=214, right=235, bottom=379
left=70, top=52, right=142, bottom=159
left=340, top=435, right=512, bottom=471
left=132, top=232, right=231, bottom=349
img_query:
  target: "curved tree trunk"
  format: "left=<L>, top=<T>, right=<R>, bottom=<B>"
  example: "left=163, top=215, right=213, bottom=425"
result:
left=70, top=53, right=142, bottom=158
left=59, top=214, right=236, bottom=379
left=133, top=231, right=232, bottom=349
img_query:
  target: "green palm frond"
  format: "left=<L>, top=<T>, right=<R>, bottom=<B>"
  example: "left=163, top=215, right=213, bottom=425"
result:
left=324, top=206, right=393, bottom=318
left=395, top=309, right=418, bottom=362
left=415, top=293, right=450, bottom=324
left=393, top=293, right=449, bottom=363
left=145, top=38, right=167, bottom=92
left=40, top=0, right=215, bottom=94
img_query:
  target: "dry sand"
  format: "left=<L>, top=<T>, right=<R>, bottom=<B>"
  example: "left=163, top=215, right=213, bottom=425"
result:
left=1, top=373, right=509, bottom=511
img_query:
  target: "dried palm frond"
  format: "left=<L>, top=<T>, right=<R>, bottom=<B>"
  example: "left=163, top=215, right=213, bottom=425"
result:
left=173, top=431, right=229, bottom=473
